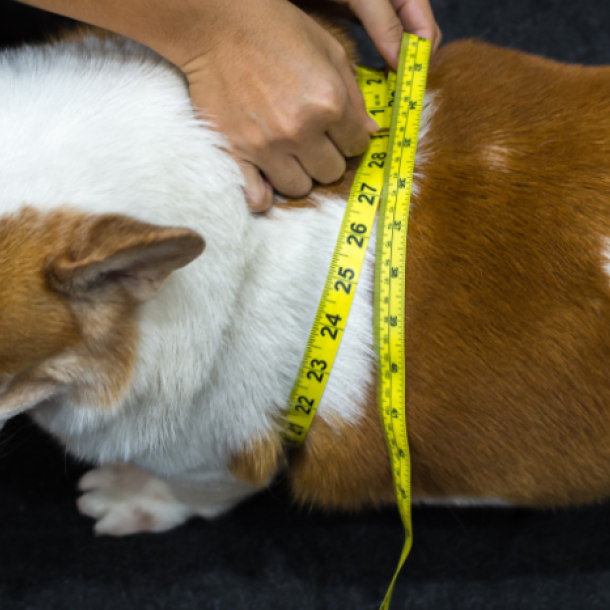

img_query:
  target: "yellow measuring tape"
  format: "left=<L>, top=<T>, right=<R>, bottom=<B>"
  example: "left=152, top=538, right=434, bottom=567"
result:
left=282, top=33, right=431, bottom=610
left=374, top=34, right=431, bottom=609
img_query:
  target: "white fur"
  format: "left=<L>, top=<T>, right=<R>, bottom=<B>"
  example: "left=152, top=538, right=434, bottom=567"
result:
left=601, top=240, right=610, bottom=283
left=480, top=144, right=513, bottom=172
left=0, top=35, right=446, bottom=529
left=0, top=35, right=375, bottom=517
left=412, top=90, right=437, bottom=199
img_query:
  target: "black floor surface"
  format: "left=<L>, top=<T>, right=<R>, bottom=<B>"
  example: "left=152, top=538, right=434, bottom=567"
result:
left=2, top=0, right=610, bottom=608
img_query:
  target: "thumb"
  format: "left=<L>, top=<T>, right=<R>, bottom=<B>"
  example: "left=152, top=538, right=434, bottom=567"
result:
left=349, top=0, right=404, bottom=70
left=394, top=0, right=440, bottom=51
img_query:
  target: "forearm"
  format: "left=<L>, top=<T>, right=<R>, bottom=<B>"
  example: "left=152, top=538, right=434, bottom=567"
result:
left=16, top=0, right=231, bottom=67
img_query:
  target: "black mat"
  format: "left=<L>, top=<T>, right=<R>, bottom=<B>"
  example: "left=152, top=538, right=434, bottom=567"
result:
left=2, top=1, right=610, bottom=608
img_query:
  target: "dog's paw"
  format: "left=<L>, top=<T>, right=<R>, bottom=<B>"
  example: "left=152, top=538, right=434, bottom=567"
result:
left=77, top=463, right=192, bottom=536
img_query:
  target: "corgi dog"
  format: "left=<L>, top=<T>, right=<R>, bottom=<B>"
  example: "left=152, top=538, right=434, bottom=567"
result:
left=2, top=21, right=610, bottom=537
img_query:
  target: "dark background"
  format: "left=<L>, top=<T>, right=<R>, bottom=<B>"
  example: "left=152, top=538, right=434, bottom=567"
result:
left=2, top=0, right=610, bottom=609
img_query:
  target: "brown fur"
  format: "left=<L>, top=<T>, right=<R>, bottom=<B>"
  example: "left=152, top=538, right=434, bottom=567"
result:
left=229, top=434, right=287, bottom=487
left=0, top=207, right=202, bottom=420
left=400, top=41, right=610, bottom=506
left=289, top=386, right=396, bottom=510
left=0, top=208, right=81, bottom=380
left=232, top=40, right=610, bottom=510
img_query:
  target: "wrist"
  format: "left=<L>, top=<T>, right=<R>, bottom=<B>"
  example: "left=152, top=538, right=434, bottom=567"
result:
left=142, top=0, right=287, bottom=71
left=139, top=0, right=232, bottom=69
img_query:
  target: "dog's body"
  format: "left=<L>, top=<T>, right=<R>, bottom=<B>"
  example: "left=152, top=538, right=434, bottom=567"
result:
left=3, top=26, right=610, bottom=534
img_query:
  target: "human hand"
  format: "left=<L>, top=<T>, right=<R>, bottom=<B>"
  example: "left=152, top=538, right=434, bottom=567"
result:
left=336, top=0, right=442, bottom=69
left=176, top=0, right=378, bottom=212
left=18, top=0, right=380, bottom=212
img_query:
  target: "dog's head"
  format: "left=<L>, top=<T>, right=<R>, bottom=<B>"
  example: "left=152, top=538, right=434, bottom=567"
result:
left=0, top=207, right=204, bottom=430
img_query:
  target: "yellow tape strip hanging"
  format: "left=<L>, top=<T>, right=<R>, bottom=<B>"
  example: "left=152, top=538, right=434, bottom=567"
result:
left=283, top=32, right=430, bottom=610
left=375, top=34, right=430, bottom=610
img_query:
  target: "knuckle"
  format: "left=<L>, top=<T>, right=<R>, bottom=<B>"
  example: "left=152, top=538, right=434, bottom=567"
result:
left=276, top=113, right=305, bottom=143
left=313, top=83, right=346, bottom=122
left=265, top=106, right=306, bottom=144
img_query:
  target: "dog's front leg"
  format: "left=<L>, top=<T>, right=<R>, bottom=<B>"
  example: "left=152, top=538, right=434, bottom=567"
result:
left=76, top=462, right=259, bottom=536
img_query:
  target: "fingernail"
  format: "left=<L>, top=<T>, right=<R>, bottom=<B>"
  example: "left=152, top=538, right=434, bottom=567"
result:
left=366, top=116, right=380, bottom=134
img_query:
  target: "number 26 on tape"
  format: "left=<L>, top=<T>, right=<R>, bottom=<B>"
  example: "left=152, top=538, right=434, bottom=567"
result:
left=346, top=223, right=368, bottom=249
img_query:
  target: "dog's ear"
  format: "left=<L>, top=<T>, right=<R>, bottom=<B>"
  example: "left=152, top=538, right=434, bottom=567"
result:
left=0, top=374, right=60, bottom=423
left=47, top=215, right=205, bottom=301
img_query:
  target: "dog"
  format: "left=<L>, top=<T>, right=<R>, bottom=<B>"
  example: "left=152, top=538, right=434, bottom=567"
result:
left=2, top=19, right=610, bottom=537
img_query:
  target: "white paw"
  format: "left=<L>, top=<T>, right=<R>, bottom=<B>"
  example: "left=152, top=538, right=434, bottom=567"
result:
left=77, top=463, right=192, bottom=537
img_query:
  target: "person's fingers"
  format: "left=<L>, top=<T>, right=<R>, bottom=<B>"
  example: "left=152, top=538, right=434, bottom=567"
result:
left=261, top=153, right=313, bottom=199
left=326, top=92, right=373, bottom=159
left=349, top=0, right=441, bottom=65
left=339, top=55, right=380, bottom=135
left=184, top=0, right=396, bottom=207
left=327, top=102, right=372, bottom=159
left=298, top=135, right=346, bottom=185
left=433, top=23, right=443, bottom=53
left=393, top=0, right=439, bottom=50
left=349, top=0, right=404, bottom=69
left=317, top=43, right=374, bottom=157
left=238, top=160, right=274, bottom=212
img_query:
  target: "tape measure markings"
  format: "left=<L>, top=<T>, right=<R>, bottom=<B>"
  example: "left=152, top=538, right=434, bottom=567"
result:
left=358, top=67, right=389, bottom=129
left=375, top=35, right=430, bottom=610
left=283, top=34, right=431, bottom=610
left=281, top=129, right=387, bottom=447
